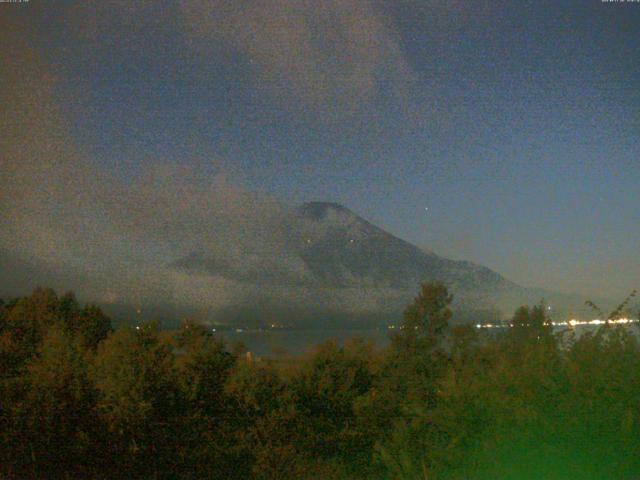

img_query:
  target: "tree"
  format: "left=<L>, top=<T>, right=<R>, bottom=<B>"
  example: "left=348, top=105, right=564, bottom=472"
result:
left=508, top=303, right=553, bottom=345
left=90, top=322, right=180, bottom=477
left=57, top=292, right=112, bottom=348
left=224, top=357, right=294, bottom=479
left=171, top=320, right=238, bottom=478
left=0, top=298, right=7, bottom=332
left=174, top=320, right=235, bottom=415
left=8, top=325, right=98, bottom=478
left=70, top=304, right=112, bottom=349
left=292, top=339, right=376, bottom=472
left=401, top=282, right=453, bottom=344
left=388, top=282, right=453, bottom=395
left=586, top=289, right=637, bottom=324
left=1, top=288, right=62, bottom=377
left=0, top=289, right=112, bottom=376
left=368, top=284, right=454, bottom=479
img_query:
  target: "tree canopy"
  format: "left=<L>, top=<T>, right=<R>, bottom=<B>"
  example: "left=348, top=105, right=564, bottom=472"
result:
left=1, top=284, right=640, bottom=479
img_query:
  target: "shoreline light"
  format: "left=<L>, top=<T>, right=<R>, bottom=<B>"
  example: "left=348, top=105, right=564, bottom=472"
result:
left=474, top=318, right=639, bottom=329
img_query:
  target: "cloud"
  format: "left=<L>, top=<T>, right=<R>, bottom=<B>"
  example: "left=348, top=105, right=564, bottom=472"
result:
left=0, top=4, right=505, bottom=322
left=179, top=0, right=415, bottom=116
left=0, top=14, right=301, bottom=312
left=0, top=12, right=385, bottom=318
left=45, top=0, right=416, bottom=120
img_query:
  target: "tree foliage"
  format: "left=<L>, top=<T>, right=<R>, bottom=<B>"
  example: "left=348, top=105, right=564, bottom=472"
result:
left=1, top=285, right=640, bottom=479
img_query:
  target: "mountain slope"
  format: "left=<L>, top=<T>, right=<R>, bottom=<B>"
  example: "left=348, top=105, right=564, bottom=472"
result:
left=170, top=202, right=575, bottom=325
left=294, top=202, right=510, bottom=291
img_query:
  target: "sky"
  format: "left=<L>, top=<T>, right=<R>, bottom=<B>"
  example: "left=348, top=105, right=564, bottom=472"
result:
left=1, top=0, right=639, bottom=305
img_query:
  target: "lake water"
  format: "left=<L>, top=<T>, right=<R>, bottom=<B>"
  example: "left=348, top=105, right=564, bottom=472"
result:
left=215, top=324, right=639, bottom=357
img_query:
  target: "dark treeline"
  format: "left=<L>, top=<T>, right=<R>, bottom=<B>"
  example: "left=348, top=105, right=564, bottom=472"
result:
left=1, top=285, right=640, bottom=479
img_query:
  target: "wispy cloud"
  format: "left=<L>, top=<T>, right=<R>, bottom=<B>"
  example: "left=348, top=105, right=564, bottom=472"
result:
left=179, top=0, right=416, bottom=117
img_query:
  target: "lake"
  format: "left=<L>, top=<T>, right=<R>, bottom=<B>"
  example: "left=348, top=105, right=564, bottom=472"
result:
left=215, top=323, right=639, bottom=357
left=215, top=328, right=392, bottom=356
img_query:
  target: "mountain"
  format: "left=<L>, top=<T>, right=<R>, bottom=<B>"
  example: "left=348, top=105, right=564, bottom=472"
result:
left=293, top=202, right=510, bottom=292
left=170, top=202, right=585, bottom=326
